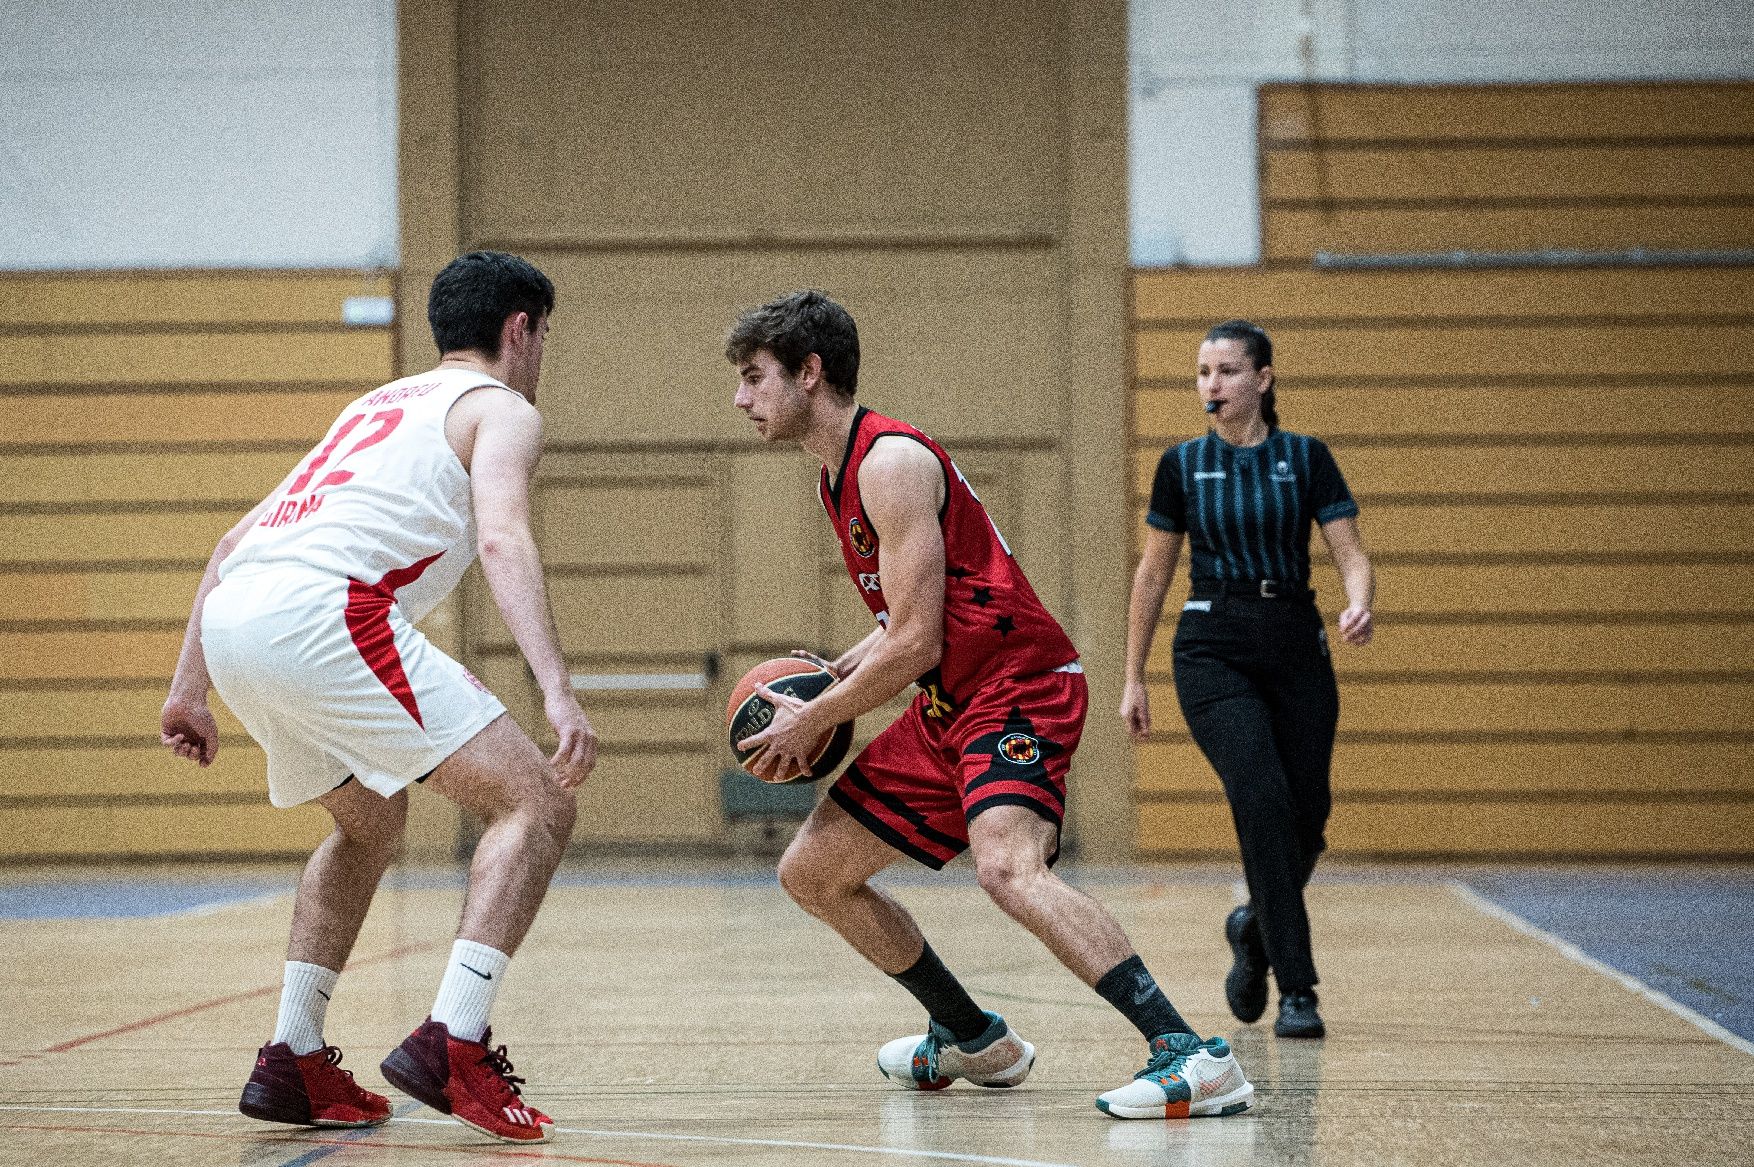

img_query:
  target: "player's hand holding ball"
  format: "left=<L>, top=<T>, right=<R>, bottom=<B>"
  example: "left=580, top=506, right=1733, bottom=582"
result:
left=787, top=648, right=841, bottom=678
left=726, top=657, right=854, bottom=784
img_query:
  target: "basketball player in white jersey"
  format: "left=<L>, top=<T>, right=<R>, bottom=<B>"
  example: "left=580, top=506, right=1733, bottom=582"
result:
left=161, top=251, right=593, bottom=1145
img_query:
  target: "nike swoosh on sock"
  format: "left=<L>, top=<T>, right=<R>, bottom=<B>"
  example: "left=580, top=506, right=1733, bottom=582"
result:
left=461, top=963, right=493, bottom=980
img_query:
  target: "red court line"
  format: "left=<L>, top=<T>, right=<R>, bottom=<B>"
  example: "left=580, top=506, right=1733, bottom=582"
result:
left=0, top=1123, right=680, bottom=1166
left=41, top=940, right=447, bottom=1054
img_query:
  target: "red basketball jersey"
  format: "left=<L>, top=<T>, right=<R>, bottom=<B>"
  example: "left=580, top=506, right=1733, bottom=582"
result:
left=820, top=407, right=1078, bottom=716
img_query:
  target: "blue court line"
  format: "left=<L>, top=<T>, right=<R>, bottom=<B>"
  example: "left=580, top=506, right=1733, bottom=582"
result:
left=1460, top=869, right=1754, bottom=1044
left=277, top=1100, right=423, bottom=1167
left=376, top=867, right=785, bottom=892
left=0, top=860, right=1515, bottom=919
left=0, top=877, right=291, bottom=920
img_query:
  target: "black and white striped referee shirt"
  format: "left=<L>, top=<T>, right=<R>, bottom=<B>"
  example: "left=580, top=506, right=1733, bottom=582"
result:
left=1146, top=430, right=1359, bottom=584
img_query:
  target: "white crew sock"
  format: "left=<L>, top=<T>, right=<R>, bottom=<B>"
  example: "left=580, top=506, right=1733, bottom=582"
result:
left=430, top=939, right=509, bottom=1043
left=272, top=961, right=339, bottom=1056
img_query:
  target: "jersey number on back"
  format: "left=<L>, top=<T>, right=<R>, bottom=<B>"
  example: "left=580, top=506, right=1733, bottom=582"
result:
left=287, top=409, right=405, bottom=496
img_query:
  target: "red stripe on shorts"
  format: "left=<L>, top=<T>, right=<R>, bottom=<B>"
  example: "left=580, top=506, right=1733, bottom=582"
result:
left=344, top=553, right=443, bottom=728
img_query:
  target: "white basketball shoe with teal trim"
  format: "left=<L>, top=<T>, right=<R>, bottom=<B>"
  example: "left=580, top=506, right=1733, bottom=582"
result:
left=877, top=1011, right=1035, bottom=1090
left=1096, top=1032, right=1254, bottom=1119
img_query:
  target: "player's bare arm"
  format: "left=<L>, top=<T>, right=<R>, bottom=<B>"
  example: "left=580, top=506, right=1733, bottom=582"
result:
left=792, top=623, right=884, bottom=680
left=743, top=437, right=945, bottom=780
left=1120, top=526, right=1184, bottom=741
left=1319, top=515, right=1375, bottom=646
left=464, top=390, right=600, bottom=787
left=160, top=470, right=298, bottom=767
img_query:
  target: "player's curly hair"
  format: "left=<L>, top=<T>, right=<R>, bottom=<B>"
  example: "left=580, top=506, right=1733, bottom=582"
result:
left=428, top=251, right=554, bottom=358
left=725, top=289, right=860, bottom=397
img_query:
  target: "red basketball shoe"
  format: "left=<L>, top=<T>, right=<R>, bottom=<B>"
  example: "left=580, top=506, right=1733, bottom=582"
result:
left=379, top=1018, right=553, bottom=1143
left=239, top=1042, right=392, bottom=1128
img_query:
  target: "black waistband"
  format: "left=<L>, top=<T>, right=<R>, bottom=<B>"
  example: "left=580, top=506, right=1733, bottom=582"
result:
left=1189, top=578, right=1313, bottom=600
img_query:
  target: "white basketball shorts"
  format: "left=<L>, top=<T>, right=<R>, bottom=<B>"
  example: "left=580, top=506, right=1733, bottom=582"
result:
left=202, top=564, right=506, bottom=808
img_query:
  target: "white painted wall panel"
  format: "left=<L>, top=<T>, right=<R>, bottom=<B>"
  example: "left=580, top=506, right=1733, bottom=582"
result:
left=1130, top=0, right=1754, bottom=267
left=1130, top=84, right=1261, bottom=267
left=0, top=0, right=397, bottom=271
left=1350, top=0, right=1754, bottom=81
left=4, top=2, right=1749, bottom=273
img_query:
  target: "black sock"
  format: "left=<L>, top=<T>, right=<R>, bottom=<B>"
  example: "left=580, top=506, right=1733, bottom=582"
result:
left=1094, top=955, right=1195, bottom=1041
left=890, top=942, right=990, bottom=1043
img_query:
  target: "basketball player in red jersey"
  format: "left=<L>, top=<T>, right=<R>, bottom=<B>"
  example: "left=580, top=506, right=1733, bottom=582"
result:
left=728, top=290, right=1254, bottom=1119
left=160, top=252, right=593, bottom=1144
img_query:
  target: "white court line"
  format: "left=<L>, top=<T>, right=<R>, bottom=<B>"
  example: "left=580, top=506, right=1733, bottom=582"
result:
left=1448, top=880, right=1754, bottom=1059
left=0, top=1105, right=1080, bottom=1167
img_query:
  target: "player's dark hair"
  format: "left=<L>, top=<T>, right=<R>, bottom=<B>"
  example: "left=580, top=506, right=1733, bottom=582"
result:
left=725, top=289, right=860, bottom=397
left=427, top=251, right=555, bottom=358
left=1205, top=318, right=1278, bottom=430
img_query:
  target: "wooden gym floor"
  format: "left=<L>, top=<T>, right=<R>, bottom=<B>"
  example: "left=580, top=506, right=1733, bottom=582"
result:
left=1, top=860, right=1750, bottom=1167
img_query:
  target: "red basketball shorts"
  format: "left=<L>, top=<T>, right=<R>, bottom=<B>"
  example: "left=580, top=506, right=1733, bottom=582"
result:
left=828, top=666, right=1088, bottom=869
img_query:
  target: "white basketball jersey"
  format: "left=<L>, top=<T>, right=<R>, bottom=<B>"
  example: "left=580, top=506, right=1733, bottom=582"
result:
left=221, top=368, right=516, bottom=621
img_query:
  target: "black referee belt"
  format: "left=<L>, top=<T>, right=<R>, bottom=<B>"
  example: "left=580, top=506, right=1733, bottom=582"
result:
left=1189, top=578, right=1313, bottom=600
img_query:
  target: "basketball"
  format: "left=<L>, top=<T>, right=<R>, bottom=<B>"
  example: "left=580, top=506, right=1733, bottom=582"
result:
left=725, top=657, right=855, bottom=783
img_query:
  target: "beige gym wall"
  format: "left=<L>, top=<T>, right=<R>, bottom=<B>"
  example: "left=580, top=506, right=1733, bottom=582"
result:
left=1130, top=82, right=1754, bottom=859
left=398, top=1, right=1134, bottom=856
left=0, top=271, right=395, bottom=859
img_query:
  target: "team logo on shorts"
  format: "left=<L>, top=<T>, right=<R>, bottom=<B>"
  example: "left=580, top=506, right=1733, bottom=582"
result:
left=997, top=732, right=1041, bottom=765
left=922, top=680, right=954, bottom=720
left=848, top=516, right=876, bottom=558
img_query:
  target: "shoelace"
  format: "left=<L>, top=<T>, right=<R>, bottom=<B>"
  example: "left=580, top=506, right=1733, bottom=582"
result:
left=479, top=1043, right=528, bottom=1099
left=314, top=1046, right=369, bottom=1096
left=912, top=1029, right=946, bottom=1083
left=1134, top=1041, right=1194, bottom=1084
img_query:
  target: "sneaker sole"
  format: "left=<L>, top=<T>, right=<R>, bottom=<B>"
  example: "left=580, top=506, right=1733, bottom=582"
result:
left=1274, top=1022, right=1326, bottom=1039
left=239, top=1088, right=388, bottom=1129
left=452, top=1112, right=553, bottom=1144
left=1096, top=1081, right=1255, bottom=1120
left=877, top=1059, right=952, bottom=1090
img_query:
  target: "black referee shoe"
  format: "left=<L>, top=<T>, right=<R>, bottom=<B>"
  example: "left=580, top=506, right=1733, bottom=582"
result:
left=1223, top=905, right=1269, bottom=1023
left=1275, top=990, right=1325, bottom=1039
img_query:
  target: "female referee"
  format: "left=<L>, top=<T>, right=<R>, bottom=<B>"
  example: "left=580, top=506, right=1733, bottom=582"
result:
left=1120, top=319, right=1375, bottom=1039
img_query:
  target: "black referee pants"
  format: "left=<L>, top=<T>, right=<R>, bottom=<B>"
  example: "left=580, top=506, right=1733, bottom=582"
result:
left=1172, top=594, right=1337, bottom=994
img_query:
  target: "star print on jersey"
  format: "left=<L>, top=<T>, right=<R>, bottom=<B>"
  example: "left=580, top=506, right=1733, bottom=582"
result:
left=945, top=567, right=973, bottom=579
left=971, top=586, right=994, bottom=607
left=993, top=614, right=1016, bottom=636
left=962, top=707, right=1065, bottom=801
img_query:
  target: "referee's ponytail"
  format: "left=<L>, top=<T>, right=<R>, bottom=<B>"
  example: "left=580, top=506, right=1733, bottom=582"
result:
left=1205, top=319, right=1278, bottom=431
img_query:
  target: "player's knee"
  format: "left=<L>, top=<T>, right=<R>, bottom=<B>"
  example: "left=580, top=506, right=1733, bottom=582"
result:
left=334, top=794, right=406, bottom=857
left=775, top=844, right=816, bottom=908
left=974, top=849, right=1045, bottom=912
left=520, top=780, right=576, bottom=856
left=776, top=843, right=840, bottom=914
